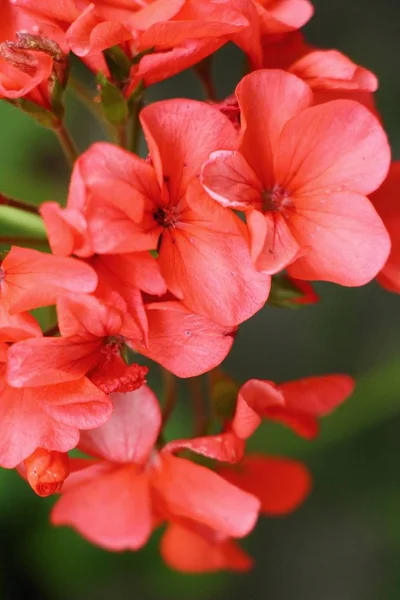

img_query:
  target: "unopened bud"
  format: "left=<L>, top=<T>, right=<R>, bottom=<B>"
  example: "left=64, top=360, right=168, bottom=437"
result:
left=24, top=448, right=70, bottom=497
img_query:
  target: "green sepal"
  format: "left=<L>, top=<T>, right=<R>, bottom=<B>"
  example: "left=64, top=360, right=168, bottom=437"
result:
left=104, top=46, right=132, bottom=83
left=97, top=72, right=129, bottom=126
left=267, top=274, right=307, bottom=309
left=11, top=98, right=58, bottom=129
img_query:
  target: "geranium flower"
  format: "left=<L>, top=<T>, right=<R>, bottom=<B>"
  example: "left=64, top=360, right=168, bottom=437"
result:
left=201, top=69, right=391, bottom=284
left=369, top=162, right=400, bottom=293
left=51, top=386, right=260, bottom=551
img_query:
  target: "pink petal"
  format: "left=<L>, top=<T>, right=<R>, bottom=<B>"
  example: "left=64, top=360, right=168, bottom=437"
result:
left=131, top=300, right=235, bottom=378
left=1, top=247, right=98, bottom=313
left=275, top=99, right=391, bottom=196
left=152, top=453, right=260, bottom=538
left=140, top=98, right=238, bottom=202
left=161, top=522, right=252, bottom=573
left=201, top=150, right=262, bottom=210
left=79, top=386, right=161, bottom=464
left=52, top=464, right=152, bottom=551
left=219, top=455, right=312, bottom=515
left=236, top=69, right=313, bottom=188
left=286, top=192, right=391, bottom=285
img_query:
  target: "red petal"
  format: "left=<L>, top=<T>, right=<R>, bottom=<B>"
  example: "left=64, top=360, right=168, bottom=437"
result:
left=131, top=300, right=234, bottom=378
left=233, top=379, right=285, bottom=439
left=140, top=98, right=238, bottom=202
left=278, top=374, right=355, bottom=416
left=0, top=376, right=111, bottom=468
left=161, top=522, right=252, bottom=573
left=6, top=337, right=103, bottom=387
left=290, top=49, right=378, bottom=92
left=257, top=0, right=313, bottom=34
left=40, top=202, right=92, bottom=257
left=159, top=184, right=271, bottom=326
left=57, top=294, right=123, bottom=338
left=163, top=431, right=245, bottom=464
left=219, top=455, right=311, bottom=515
left=276, top=99, right=390, bottom=196
left=247, top=209, right=301, bottom=274
left=286, top=192, right=391, bottom=285
left=152, top=453, right=260, bottom=538
left=370, top=162, right=400, bottom=293
left=89, top=355, right=147, bottom=395
left=0, top=304, right=42, bottom=342
left=79, top=386, right=161, bottom=464
left=236, top=69, right=312, bottom=188
left=66, top=4, right=133, bottom=56
left=1, top=247, right=97, bottom=313
left=201, top=150, right=262, bottom=210
left=51, top=463, right=152, bottom=551
left=129, top=37, right=224, bottom=89
left=0, top=51, right=53, bottom=102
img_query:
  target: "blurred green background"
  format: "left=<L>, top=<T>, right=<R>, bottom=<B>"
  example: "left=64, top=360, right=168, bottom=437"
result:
left=1, top=0, right=400, bottom=598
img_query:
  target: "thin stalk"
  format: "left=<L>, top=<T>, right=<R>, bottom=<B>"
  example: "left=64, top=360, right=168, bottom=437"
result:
left=69, top=77, right=118, bottom=142
left=0, top=193, right=39, bottom=214
left=44, top=324, right=60, bottom=337
left=162, top=368, right=178, bottom=427
left=54, top=122, right=78, bottom=166
left=128, top=99, right=143, bottom=154
left=0, top=236, right=49, bottom=248
left=188, top=376, right=207, bottom=437
left=116, top=123, right=128, bottom=149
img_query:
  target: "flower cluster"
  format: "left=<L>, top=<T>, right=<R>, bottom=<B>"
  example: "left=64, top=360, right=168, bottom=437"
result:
left=0, top=0, right=398, bottom=573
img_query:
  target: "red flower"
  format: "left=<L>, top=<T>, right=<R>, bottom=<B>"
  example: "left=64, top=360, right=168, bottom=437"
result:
left=219, top=455, right=311, bottom=515
left=22, top=448, right=70, bottom=497
left=0, top=342, right=112, bottom=468
left=0, top=246, right=98, bottom=313
left=261, top=32, right=378, bottom=108
left=51, top=386, right=260, bottom=551
left=48, top=99, right=271, bottom=327
left=229, top=0, right=314, bottom=69
left=161, top=521, right=252, bottom=573
left=0, top=303, right=42, bottom=342
left=201, top=69, right=391, bottom=285
left=7, top=294, right=148, bottom=390
left=133, top=299, right=236, bottom=378
left=0, top=40, right=54, bottom=107
left=370, top=162, right=400, bottom=293
left=236, top=374, right=355, bottom=440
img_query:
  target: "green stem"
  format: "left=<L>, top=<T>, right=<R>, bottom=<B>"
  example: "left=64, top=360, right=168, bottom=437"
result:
left=188, top=376, right=207, bottom=437
left=44, top=324, right=60, bottom=337
left=0, top=193, right=38, bottom=214
left=116, top=123, right=128, bottom=149
left=69, top=77, right=118, bottom=142
left=128, top=99, right=143, bottom=154
left=55, top=122, right=78, bottom=166
left=161, top=368, right=178, bottom=427
left=0, top=235, right=49, bottom=248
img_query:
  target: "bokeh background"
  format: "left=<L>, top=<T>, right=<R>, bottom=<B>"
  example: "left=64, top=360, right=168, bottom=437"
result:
left=1, top=0, right=400, bottom=598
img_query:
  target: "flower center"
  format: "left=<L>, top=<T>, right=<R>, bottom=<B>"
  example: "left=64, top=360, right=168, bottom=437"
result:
left=153, top=205, right=177, bottom=228
left=261, top=184, right=290, bottom=212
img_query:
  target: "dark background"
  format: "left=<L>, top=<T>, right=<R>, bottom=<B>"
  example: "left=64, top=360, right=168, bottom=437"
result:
left=1, top=0, right=400, bottom=598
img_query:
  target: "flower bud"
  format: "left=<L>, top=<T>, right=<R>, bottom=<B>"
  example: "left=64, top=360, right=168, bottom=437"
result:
left=23, top=449, right=70, bottom=497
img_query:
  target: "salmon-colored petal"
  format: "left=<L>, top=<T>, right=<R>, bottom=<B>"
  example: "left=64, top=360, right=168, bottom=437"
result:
left=0, top=376, right=111, bottom=468
left=140, top=98, right=238, bottom=201
left=219, top=455, right=311, bottom=515
left=131, top=300, right=235, bottom=378
left=276, top=99, right=390, bottom=196
left=0, top=247, right=98, bottom=313
left=79, top=386, right=161, bottom=464
left=152, top=454, right=260, bottom=538
left=51, top=464, right=152, bottom=551
left=161, top=522, right=252, bottom=573
left=286, top=192, right=391, bottom=285
left=236, top=69, right=313, bottom=188
left=0, top=304, right=42, bottom=342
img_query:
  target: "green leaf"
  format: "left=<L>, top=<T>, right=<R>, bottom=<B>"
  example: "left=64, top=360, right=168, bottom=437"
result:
left=97, top=72, right=129, bottom=126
